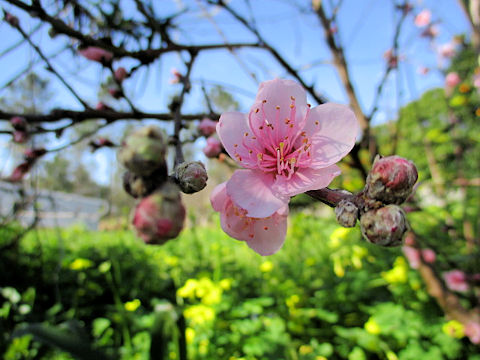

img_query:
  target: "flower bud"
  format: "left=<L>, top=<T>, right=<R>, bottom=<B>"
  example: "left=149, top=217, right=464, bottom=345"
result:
left=114, top=67, right=128, bottom=82
left=108, top=87, right=123, bottom=99
left=365, top=155, right=418, bottom=204
left=78, top=46, right=113, bottom=64
left=203, top=136, right=222, bottom=158
left=95, top=102, right=113, bottom=111
left=8, top=162, right=32, bottom=182
left=335, top=200, right=358, bottom=228
left=175, top=161, right=208, bottom=194
left=360, top=205, right=408, bottom=247
left=198, top=118, right=217, bottom=137
left=10, top=116, right=27, bottom=131
left=118, top=125, right=167, bottom=176
left=445, top=72, right=461, bottom=89
left=123, top=167, right=167, bottom=198
left=5, top=12, right=19, bottom=27
left=13, top=131, right=29, bottom=144
left=132, top=182, right=186, bottom=244
left=24, top=148, right=46, bottom=161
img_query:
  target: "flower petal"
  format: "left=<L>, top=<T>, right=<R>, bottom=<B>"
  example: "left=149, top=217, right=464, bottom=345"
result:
left=226, top=169, right=288, bottom=218
left=251, top=79, right=308, bottom=132
left=303, top=103, right=359, bottom=169
left=272, top=164, right=341, bottom=197
left=246, top=206, right=289, bottom=256
left=216, top=112, right=252, bottom=165
left=210, top=182, right=228, bottom=212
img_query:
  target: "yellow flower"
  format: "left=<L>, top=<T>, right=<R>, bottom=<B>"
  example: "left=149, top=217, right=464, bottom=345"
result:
left=184, top=305, right=215, bottom=325
left=315, top=357, right=327, bottom=360
left=286, top=294, right=300, bottom=309
left=381, top=257, right=408, bottom=284
left=365, top=318, right=381, bottom=335
left=299, top=345, right=313, bottom=355
left=185, top=327, right=195, bottom=344
left=333, top=257, right=345, bottom=278
left=219, top=278, right=232, bottom=290
left=442, top=320, right=464, bottom=338
left=260, top=260, right=274, bottom=272
left=124, top=299, right=141, bottom=312
left=459, top=83, right=471, bottom=93
left=69, top=258, right=94, bottom=271
left=330, top=227, right=353, bottom=248
left=202, top=286, right=222, bottom=305
left=177, top=279, right=198, bottom=298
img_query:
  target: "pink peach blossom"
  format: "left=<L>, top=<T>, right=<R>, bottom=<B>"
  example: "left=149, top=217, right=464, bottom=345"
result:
left=203, top=136, right=222, bottom=158
left=198, top=118, right=218, bottom=137
left=211, top=182, right=288, bottom=256
left=417, top=66, right=429, bottom=75
left=465, top=322, right=480, bottom=344
left=216, top=79, right=358, bottom=218
left=211, top=79, right=358, bottom=255
left=170, top=68, right=183, bottom=84
left=414, top=9, right=431, bottom=27
left=78, top=46, right=113, bottom=63
left=445, top=72, right=461, bottom=88
left=443, top=269, right=469, bottom=292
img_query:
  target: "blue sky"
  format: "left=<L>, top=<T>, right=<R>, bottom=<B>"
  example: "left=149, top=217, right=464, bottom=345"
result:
left=0, top=0, right=472, bottom=184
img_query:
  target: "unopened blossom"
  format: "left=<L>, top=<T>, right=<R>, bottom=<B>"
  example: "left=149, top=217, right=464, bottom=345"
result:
left=170, top=68, right=183, bottom=84
left=203, top=136, right=222, bottom=158
left=114, top=67, right=128, bottom=82
left=445, top=72, right=461, bottom=89
left=24, top=148, right=46, bottom=161
left=211, top=79, right=358, bottom=255
left=443, top=269, right=469, bottom=292
left=421, top=25, right=439, bottom=39
left=414, top=9, right=431, bottom=27
left=10, top=116, right=27, bottom=131
left=421, top=248, right=436, bottom=263
left=8, top=162, right=32, bottom=182
left=465, top=322, right=480, bottom=344
left=439, top=42, right=456, bottom=58
left=96, top=102, right=113, bottom=111
left=211, top=182, right=288, bottom=256
left=13, top=131, right=29, bottom=144
left=403, top=246, right=436, bottom=269
left=383, top=49, right=399, bottom=68
left=78, top=46, right=113, bottom=64
left=198, top=118, right=217, bottom=137
left=417, top=66, right=430, bottom=75
left=5, top=12, right=19, bottom=27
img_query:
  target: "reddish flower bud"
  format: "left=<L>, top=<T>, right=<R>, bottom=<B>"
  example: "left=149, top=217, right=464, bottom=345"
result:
left=5, top=12, right=19, bottom=27
left=132, top=182, right=186, bottom=244
left=175, top=161, right=208, bottom=194
left=114, top=67, right=128, bottom=82
left=95, top=102, right=113, bottom=111
left=203, top=136, right=222, bottom=158
left=8, top=162, right=32, bottom=182
left=10, top=116, right=27, bottom=131
left=123, top=167, right=167, bottom=198
left=13, top=131, right=29, bottom=144
left=445, top=72, right=461, bottom=89
left=118, top=125, right=167, bottom=176
left=108, top=87, right=123, bottom=99
left=335, top=200, right=358, bottom=228
left=24, top=148, right=46, bottom=161
left=78, top=46, right=113, bottom=64
left=198, top=118, right=217, bottom=137
left=365, top=155, right=418, bottom=204
left=360, top=205, right=408, bottom=247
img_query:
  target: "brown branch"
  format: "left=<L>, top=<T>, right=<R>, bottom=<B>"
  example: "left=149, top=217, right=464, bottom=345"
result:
left=0, top=109, right=217, bottom=124
left=5, top=0, right=258, bottom=63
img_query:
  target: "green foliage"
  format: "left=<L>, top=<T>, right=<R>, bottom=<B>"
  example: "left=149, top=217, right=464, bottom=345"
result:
left=1, top=214, right=478, bottom=359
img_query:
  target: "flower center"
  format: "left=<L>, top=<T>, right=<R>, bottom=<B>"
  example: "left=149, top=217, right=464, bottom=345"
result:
left=232, top=97, right=313, bottom=179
